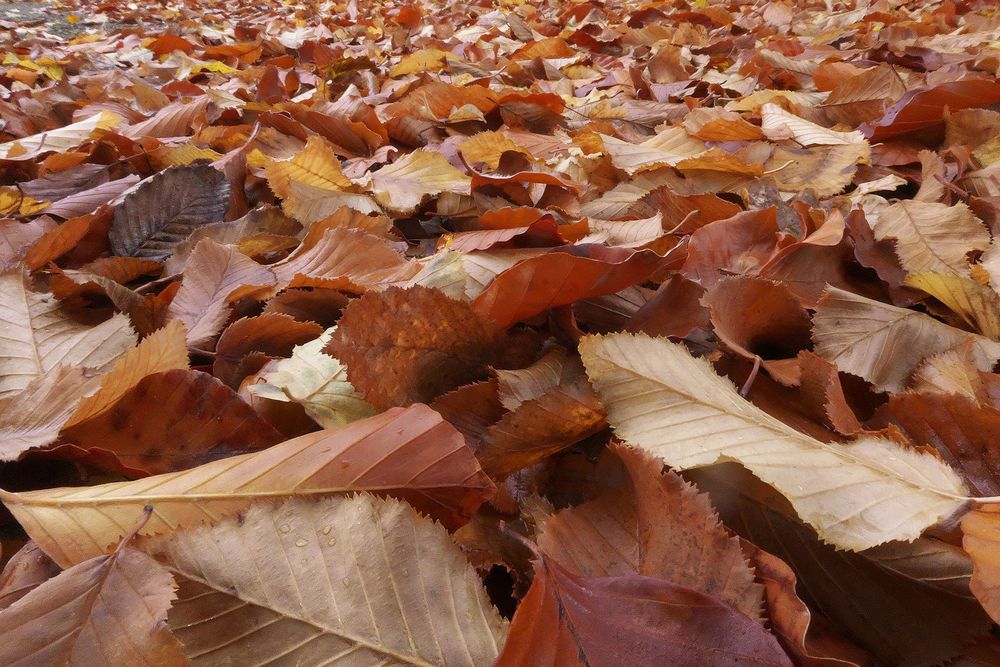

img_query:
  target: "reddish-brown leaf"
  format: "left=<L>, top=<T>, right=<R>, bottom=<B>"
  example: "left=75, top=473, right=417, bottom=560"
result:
left=472, top=245, right=669, bottom=329
left=496, top=554, right=791, bottom=667
left=57, top=368, right=283, bottom=476
left=327, top=285, right=501, bottom=408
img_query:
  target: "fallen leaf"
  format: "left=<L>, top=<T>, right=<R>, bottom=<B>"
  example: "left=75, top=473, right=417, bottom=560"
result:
left=871, top=202, right=989, bottom=276
left=538, top=445, right=763, bottom=617
left=812, top=287, right=1000, bottom=392
left=0, top=366, right=99, bottom=460
left=0, top=541, right=60, bottom=610
left=0, top=269, right=135, bottom=398
left=0, top=528, right=185, bottom=665
left=248, top=327, right=375, bottom=428
left=2, top=404, right=492, bottom=565
left=963, top=505, right=1000, bottom=625
left=369, top=149, right=471, bottom=213
left=59, top=368, right=283, bottom=476
left=145, top=494, right=507, bottom=666
left=496, top=554, right=791, bottom=666
left=326, top=286, right=501, bottom=408
left=580, top=333, right=968, bottom=550
left=64, top=319, right=188, bottom=428
left=166, top=238, right=275, bottom=347
left=472, top=246, right=669, bottom=329
left=110, top=164, right=232, bottom=260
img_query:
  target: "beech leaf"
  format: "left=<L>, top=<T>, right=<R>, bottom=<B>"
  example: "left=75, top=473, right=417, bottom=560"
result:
left=0, top=269, right=136, bottom=398
left=110, top=164, right=232, bottom=259
left=0, top=538, right=185, bottom=665
left=1, top=404, right=493, bottom=565
left=496, top=554, right=791, bottom=666
left=579, top=333, right=969, bottom=550
left=144, top=494, right=508, bottom=666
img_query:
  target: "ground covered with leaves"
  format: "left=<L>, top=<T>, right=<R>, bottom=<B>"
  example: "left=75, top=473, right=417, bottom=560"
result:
left=1, top=0, right=1000, bottom=663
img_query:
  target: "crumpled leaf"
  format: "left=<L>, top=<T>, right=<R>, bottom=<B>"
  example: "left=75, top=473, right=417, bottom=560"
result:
left=248, top=327, right=375, bottom=428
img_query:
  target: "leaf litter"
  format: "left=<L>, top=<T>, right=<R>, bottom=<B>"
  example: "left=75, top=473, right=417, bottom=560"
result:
left=1, top=0, right=1000, bottom=663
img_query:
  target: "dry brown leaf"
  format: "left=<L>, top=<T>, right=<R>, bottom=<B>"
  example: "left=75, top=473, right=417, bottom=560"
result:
left=496, top=553, right=791, bottom=666
left=599, top=128, right=707, bottom=175
left=478, top=375, right=607, bottom=479
left=0, top=536, right=185, bottom=665
left=110, top=164, right=232, bottom=260
left=963, top=505, right=1000, bottom=625
left=538, top=445, right=762, bottom=617
left=0, top=541, right=61, bottom=611
left=905, top=272, right=1000, bottom=339
left=326, top=285, right=501, bottom=409
left=145, top=494, right=507, bottom=666
left=166, top=238, right=275, bottom=347
left=64, top=319, right=189, bottom=428
left=812, top=287, right=1000, bottom=392
left=872, top=202, right=989, bottom=276
left=270, top=227, right=417, bottom=287
left=1, top=404, right=493, bottom=565
left=369, top=149, right=471, bottom=213
left=0, top=269, right=135, bottom=398
left=0, top=366, right=99, bottom=460
left=60, top=368, right=283, bottom=477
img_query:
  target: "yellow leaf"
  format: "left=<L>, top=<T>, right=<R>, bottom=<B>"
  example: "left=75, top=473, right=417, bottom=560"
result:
left=0, top=187, right=48, bottom=215
left=905, top=272, right=1000, bottom=339
left=458, top=131, right=530, bottom=169
left=389, top=48, right=459, bottom=77
left=264, top=135, right=353, bottom=200
left=147, top=143, right=222, bottom=170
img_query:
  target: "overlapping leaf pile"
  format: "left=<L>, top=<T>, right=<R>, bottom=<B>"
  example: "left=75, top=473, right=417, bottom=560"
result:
left=1, top=0, right=1000, bottom=663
